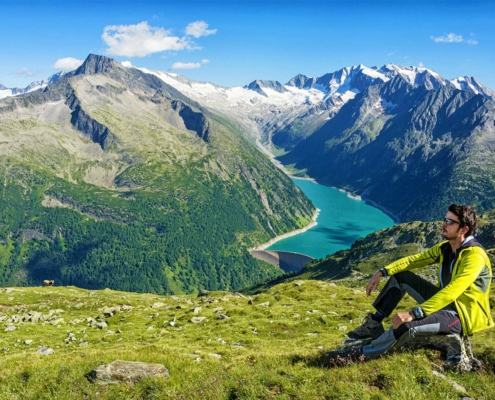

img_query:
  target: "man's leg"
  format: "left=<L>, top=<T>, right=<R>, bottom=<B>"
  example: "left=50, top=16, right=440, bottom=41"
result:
left=348, top=271, right=439, bottom=340
left=362, top=310, right=462, bottom=359
left=372, top=271, right=440, bottom=317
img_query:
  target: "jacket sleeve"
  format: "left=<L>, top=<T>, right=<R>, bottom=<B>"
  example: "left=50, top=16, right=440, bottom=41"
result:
left=384, top=242, right=445, bottom=276
left=420, top=249, right=486, bottom=316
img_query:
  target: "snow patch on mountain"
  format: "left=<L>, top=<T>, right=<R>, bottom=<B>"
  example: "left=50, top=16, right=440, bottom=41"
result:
left=451, top=76, right=495, bottom=100
left=0, top=71, right=64, bottom=100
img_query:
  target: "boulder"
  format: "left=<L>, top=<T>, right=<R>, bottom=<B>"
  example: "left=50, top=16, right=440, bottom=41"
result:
left=90, top=360, right=169, bottom=385
left=37, top=347, right=54, bottom=355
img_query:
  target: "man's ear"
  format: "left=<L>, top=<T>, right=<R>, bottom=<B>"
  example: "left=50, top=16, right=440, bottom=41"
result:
left=460, top=225, right=470, bottom=236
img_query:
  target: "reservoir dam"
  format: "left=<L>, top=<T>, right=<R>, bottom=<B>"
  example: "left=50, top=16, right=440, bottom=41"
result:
left=249, top=250, right=314, bottom=273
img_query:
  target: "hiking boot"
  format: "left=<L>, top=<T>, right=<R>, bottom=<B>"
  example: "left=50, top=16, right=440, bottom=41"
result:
left=325, top=347, right=364, bottom=366
left=347, top=314, right=384, bottom=340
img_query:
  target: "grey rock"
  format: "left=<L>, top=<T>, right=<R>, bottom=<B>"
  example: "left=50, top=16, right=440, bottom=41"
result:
left=103, top=307, right=117, bottom=317
left=190, top=317, right=206, bottom=324
left=217, top=314, right=229, bottom=320
left=4, top=326, right=16, bottom=332
left=152, top=302, right=165, bottom=309
left=90, top=360, right=169, bottom=385
left=24, top=340, right=33, bottom=345
left=97, top=322, right=108, bottom=330
left=257, top=302, right=270, bottom=307
left=197, top=289, right=209, bottom=297
left=37, top=347, right=54, bottom=355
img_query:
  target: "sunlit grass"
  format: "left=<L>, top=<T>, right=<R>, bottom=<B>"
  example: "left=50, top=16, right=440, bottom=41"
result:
left=0, top=282, right=493, bottom=399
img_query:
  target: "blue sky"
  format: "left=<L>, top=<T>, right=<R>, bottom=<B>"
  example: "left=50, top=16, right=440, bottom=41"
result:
left=1, top=0, right=494, bottom=90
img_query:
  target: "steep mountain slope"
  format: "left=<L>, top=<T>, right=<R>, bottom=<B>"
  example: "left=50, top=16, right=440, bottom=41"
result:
left=278, top=74, right=495, bottom=221
left=0, top=54, right=314, bottom=294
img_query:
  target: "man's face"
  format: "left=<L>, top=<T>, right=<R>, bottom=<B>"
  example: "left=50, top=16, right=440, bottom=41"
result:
left=441, top=211, right=463, bottom=240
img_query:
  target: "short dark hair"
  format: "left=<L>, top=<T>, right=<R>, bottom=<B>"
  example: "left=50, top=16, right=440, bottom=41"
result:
left=448, top=204, right=478, bottom=236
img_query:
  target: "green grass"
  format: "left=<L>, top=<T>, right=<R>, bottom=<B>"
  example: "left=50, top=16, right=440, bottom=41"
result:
left=1, top=282, right=494, bottom=399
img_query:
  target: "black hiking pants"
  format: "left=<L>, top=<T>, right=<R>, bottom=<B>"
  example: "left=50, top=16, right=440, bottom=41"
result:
left=362, top=271, right=462, bottom=359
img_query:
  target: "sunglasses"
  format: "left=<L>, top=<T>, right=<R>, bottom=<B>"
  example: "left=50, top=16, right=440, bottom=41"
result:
left=443, top=218, right=461, bottom=226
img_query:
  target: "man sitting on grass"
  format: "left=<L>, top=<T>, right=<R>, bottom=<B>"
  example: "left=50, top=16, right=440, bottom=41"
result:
left=326, top=204, right=493, bottom=365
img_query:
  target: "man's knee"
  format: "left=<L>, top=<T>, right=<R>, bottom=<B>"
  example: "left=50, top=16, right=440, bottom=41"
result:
left=393, top=271, right=416, bottom=285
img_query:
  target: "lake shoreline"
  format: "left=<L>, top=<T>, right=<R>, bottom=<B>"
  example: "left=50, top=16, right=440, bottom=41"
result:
left=252, top=207, right=321, bottom=251
left=294, top=176, right=400, bottom=224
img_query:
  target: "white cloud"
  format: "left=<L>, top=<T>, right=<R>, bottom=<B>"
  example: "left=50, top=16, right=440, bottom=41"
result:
left=418, top=62, right=424, bottom=67
left=17, top=67, right=35, bottom=77
left=102, top=21, right=194, bottom=57
left=431, top=33, right=478, bottom=45
left=51, top=57, right=84, bottom=71
left=170, top=62, right=202, bottom=70
left=185, top=21, right=217, bottom=38
left=201, top=59, right=210, bottom=64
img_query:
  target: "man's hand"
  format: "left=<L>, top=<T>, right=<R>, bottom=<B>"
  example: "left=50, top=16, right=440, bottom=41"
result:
left=391, top=311, right=415, bottom=329
left=366, top=270, right=384, bottom=296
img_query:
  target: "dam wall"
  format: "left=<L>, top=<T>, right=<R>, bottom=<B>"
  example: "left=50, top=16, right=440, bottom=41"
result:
left=249, top=250, right=314, bottom=273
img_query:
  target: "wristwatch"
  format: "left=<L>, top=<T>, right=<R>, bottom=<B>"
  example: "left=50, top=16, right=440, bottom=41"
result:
left=412, top=306, right=425, bottom=320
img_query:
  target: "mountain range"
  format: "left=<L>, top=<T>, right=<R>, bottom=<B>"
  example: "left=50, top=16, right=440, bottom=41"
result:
left=2, top=54, right=495, bottom=293
left=112, top=61, right=494, bottom=222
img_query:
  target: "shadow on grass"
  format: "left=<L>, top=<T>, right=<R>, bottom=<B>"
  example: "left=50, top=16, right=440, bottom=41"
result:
left=289, top=351, right=333, bottom=369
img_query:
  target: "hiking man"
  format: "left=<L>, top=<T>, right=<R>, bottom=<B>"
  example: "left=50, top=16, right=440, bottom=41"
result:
left=326, top=204, right=493, bottom=364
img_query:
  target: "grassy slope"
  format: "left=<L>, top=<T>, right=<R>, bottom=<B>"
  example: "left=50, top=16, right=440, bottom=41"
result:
left=0, top=282, right=494, bottom=399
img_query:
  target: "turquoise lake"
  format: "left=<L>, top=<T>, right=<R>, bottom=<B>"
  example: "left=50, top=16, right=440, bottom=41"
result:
left=266, top=179, right=395, bottom=259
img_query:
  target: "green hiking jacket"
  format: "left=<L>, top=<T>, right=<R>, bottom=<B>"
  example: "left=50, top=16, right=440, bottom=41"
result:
left=384, top=240, right=494, bottom=336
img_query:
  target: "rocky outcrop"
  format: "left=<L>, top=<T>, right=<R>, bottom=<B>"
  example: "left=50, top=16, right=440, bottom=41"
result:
left=69, top=102, right=117, bottom=150
left=171, top=100, right=211, bottom=142
left=244, top=80, right=288, bottom=97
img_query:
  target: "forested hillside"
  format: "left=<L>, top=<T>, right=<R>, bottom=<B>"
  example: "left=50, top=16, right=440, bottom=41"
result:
left=0, top=55, right=314, bottom=294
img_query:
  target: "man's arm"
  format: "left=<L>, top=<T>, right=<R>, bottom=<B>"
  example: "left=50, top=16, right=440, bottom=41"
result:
left=365, top=270, right=384, bottom=296
left=365, top=243, right=443, bottom=297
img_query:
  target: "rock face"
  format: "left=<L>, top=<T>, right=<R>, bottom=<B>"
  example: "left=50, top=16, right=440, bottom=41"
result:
left=171, top=100, right=211, bottom=142
left=90, top=360, right=169, bottom=385
left=69, top=97, right=117, bottom=150
left=244, top=80, right=289, bottom=97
